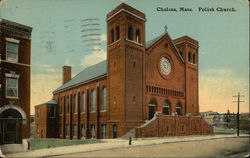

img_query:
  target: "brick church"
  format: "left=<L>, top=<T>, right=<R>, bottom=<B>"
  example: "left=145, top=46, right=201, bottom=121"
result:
left=35, top=3, right=212, bottom=139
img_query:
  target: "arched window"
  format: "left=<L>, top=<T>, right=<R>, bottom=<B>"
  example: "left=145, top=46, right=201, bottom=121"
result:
left=128, top=26, right=133, bottom=40
left=188, top=52, right=192, bottom=62
left=176, top=103, right=182, bottom=115
left=163, top=100, right=171, bottom=115
left=193, top=54, right=196, bottom=64
left=115, top=26, right=120, bottom=41
left=135, top=29, right=140, bottom=43
left=102, top=87, right=106, bottom=110
left=148, top=99, right=157, bottom=120
left=111, top=29, right=114, bottom=43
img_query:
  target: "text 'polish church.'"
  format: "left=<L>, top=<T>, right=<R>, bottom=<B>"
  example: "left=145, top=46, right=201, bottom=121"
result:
left=35, top=3, right=213, bottom=139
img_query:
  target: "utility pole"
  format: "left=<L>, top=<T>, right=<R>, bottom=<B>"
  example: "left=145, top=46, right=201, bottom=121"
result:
left=233, top=92, right=244, bottom=136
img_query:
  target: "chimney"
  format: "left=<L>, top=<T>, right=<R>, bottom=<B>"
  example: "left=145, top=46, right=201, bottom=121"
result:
left=63, top=66, right=71, bottom=84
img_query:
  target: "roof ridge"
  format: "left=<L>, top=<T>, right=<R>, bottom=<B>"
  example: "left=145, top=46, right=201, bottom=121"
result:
left=70, top=59, right=106, bottom=82
left=53, top=60, right=107, bottom=93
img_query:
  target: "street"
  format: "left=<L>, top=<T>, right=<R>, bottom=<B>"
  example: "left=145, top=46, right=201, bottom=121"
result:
left=52, top=137, right=249, bottom=157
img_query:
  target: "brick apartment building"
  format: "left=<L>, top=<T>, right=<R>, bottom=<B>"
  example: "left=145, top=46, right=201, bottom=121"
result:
left=35, top=3, right=212, bottom=139
left=0, top=19, right=32, bottom=145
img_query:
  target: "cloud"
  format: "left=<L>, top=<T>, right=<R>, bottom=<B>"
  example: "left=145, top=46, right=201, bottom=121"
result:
left=40, top=64, right=61, bottom=73
left=80, top=48, right=107, bottom=68
left=100, top=34, right=107, bottom=42
left=64, top=59, right=75, bottom=67
left=199, top=68, right=249, bottom=113
left=31, top=73, right=61, bottom=115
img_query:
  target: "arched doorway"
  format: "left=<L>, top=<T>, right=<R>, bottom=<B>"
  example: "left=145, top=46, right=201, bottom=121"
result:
left=0, top=109, right=23, bottom=144
left=148, top=99, right=157, bottom=120
left=162, top=100, right=171, bottom=115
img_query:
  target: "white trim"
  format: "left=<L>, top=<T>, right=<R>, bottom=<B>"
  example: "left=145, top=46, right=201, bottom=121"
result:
left=5, top=37, right=20, bottom=44
left=188, top=62, right=198, bottom=66
left=5, top=73, right=20, bottom=78
left=0, top=104, right=27, bottom=124
left=0, top=59, right=30, bottom=67
left=125, top=38, right=144, bottom=46
left=109, top=39, right=121, bottom=46
left=107, top=8, right=146, bottom=22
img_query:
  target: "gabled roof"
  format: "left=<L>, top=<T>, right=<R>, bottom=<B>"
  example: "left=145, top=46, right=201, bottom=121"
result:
left=146, top=32, right=185, bottom=63
left=146, top=33, right=166, bottom=49
left=53, top=60, right=107, bottom=94
left=35, top=99, right=57, bottom=107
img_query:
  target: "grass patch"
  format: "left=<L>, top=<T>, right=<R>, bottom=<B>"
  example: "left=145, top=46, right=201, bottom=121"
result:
left=30, top=138, right=102, bottom=150
left=213, top=128, right=249, bottom=135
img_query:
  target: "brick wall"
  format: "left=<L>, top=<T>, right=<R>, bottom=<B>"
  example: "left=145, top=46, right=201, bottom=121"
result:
left=135, top=112, right=213, bottom=138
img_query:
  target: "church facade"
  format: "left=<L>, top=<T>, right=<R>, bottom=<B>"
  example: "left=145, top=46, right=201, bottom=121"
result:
left=35, top=3, right=212, bottom=139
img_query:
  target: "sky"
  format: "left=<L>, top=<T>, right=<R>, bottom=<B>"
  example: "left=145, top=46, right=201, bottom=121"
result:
left=0, top=0, right=249, bottom=115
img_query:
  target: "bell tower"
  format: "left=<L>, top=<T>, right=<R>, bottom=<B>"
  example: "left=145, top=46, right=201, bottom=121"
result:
left=174, top=36, right=199, bottom=115
left=106, top=3, right=146, bottom=138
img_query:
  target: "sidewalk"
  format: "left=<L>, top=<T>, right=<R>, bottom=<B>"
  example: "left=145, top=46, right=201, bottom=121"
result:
left=6, top=134, right=249, bottom=157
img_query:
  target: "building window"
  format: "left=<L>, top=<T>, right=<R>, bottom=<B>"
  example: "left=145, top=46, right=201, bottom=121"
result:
left=176, top=103, right=182, bottom=115
left=113, top=96, right=116, bottom=104
left=132, top=96, right=136, bottom=104
left=100, top=124, right=106, bottom=139
left=128, top=26, right=133, bottom=40
left=111, top=29, right=114, bottom=43
left=50, top=106, right=55, bottom=118
left=91, top=90, right=96, bottom=112
left=102, top=87, right=106, bottom=111
left=81, top=124, right=86, bottom=138
left=6, top=41, right=18, bottom=63
left=6, top=77, right=18, bottom=98
left=74, top=94, right=77, bottom=113
left=193, top=54, right=196, bottom=64
left=112, top=124, right=117, bottom=138
left=90, top=124, right=95, bottom=138
left=81, top=92, right=86, bottom=112
left=148, top=99, right=157, bottom=120
left=163, top=100, right=170, bottom=115
left=135, top=29, right=141, bottom=43
left=133, top=61, right=136, bottom=68
left=60, top=98, right=63, bottom=114
left=61, top=125, right=63, bottom=136
left=115, top=26, right=120, bottom=41
left=66, top=96, right=69, bottom=114
left=66, top=125, right=69, bottom=137
left=73, top=125, right=77, bottom=137
left=188, top=52, right=192, bottom=63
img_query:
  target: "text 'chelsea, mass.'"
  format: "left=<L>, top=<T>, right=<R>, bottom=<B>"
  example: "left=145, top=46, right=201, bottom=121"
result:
left=157, top=7, right=193, bottom=12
